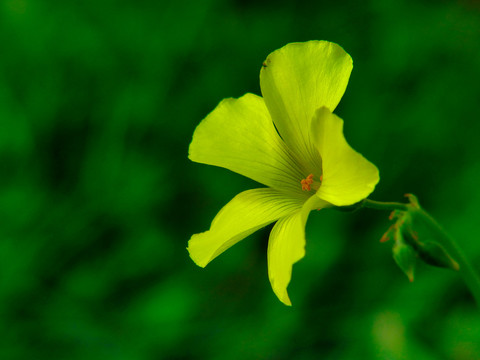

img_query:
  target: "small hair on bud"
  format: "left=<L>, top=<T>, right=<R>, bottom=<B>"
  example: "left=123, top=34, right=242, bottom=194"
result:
left=389, top=211, right=395, bottom=220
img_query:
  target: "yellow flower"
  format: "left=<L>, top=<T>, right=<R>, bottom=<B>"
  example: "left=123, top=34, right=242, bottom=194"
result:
left=187, top=41, right=379, bottom=305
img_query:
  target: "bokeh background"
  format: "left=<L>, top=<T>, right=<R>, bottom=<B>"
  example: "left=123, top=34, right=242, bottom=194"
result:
left=1, top=0, right=480, bottom=358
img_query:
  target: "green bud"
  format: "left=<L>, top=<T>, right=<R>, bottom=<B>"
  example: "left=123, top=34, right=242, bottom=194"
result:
left=416, top=242, right=460, bottom=271
left=392, top=236, right=417, bottom=282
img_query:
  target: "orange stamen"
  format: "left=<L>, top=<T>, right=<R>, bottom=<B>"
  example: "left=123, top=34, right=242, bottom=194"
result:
left=300, top=174, right=314, bottom=191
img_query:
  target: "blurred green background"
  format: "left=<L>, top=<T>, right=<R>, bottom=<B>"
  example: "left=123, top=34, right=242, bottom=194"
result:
left=1, top=0, right=480, bottom=359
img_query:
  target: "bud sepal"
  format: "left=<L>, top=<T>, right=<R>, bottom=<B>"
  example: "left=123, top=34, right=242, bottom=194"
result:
left=392, top=231, right=416, bottom=282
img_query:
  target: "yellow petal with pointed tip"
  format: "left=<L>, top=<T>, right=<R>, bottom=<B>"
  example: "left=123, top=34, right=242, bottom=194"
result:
left=189, top=93, right=307, bottom=196
left=267, top=195, right=329, bottom=306
left=188, top=188, right=303, bottom=268
left=313, top=107, right=379, bottom=206
left=260, top=41, right=352, bottom=165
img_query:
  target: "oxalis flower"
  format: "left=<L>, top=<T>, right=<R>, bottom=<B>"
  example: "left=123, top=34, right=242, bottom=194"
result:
left=187, top=40, right=379, bottom=306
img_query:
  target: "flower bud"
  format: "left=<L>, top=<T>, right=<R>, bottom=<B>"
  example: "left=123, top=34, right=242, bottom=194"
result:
left=392, top=234, right=416, bottom=282
left=416, top=242, right=460, bottom=271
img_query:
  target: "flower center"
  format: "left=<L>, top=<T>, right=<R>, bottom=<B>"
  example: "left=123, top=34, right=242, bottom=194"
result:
left=300, top=174, right=322, bottom=191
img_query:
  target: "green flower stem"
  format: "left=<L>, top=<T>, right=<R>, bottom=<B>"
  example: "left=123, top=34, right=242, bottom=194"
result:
left=360, top=199, right=409, bottom=212
left=363, top=198, right=480, bottom=307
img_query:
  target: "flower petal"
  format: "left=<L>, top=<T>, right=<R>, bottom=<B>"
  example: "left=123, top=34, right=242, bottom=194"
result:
left=260, top=40, right=353, bottom=164
left=267, top=195, right=328, bottom=306
left=313, top=107, right=380, bottom=206
left=188, top=188, right=303, bottom=268
left=189, top=93, right=307, bottom=196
